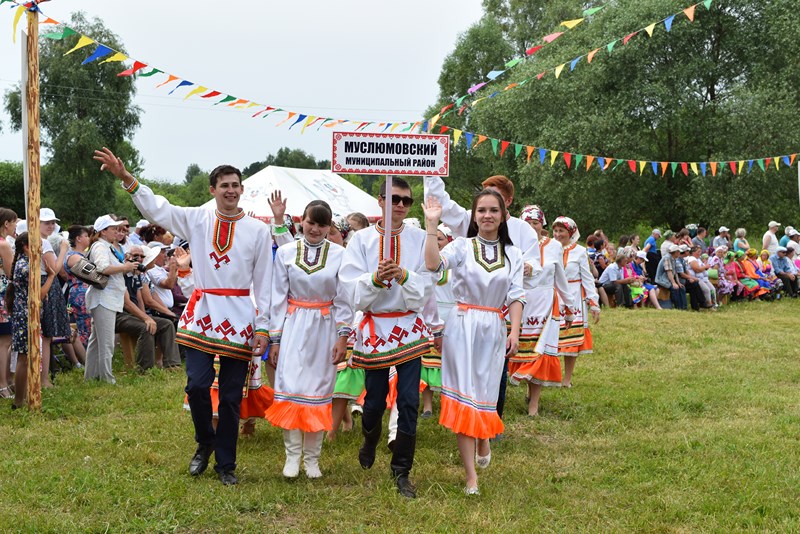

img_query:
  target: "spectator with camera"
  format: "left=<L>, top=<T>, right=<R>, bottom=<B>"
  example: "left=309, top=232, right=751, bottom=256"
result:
left=116, top=245, right=181, bottom=371
left=145, top=242, right=179, bottom=318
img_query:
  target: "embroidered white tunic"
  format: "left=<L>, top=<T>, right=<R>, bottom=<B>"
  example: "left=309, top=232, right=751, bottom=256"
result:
left=558, top=244, right=599, bottom=354
left=267, top=239, right=353, bottom=426
left=339, top=223, right=435, bottom=370
left=437, top=236, right=525, bottom=439
left=125, top=180, right=274, bottom=361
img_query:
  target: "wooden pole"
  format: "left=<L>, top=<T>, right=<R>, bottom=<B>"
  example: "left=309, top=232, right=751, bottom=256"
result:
left=383, top=176, right=392, bottom=260
left=25, top=7, right=42, bottom=411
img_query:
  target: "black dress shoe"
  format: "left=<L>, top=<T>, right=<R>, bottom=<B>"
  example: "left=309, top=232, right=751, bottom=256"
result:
left=395, top=475, right=416, bottom=498
left=218, top=470, right=238, bottom=486
left=189, top=445, right=214, bottom=477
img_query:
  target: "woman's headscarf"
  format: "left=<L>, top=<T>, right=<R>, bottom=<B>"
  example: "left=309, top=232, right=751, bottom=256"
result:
left=332, top=216, right=350, bottom=241
left=552, top=216, right=580, bottom=244
left=437, top=223, right=453, bottom=242
left=714, top=246, right=728, bottom=256
left=520, top=205, right=547, bottom=227
left=746, top=248, right=758, bottom=258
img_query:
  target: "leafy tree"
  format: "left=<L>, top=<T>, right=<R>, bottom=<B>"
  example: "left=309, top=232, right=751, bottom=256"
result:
left=0, top=161, right=25, bottom=217
left=4, top=12, right=142, bottom=225
left=242, top=147, right=329, bottom=177
left=427, top=0, right=800, bottom=235
left=184, top=163, right=203, bottom=184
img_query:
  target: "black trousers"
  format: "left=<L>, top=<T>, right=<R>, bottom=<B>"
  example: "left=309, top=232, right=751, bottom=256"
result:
left=603, top=282, right=633, bottom=308
left=363, top=357, right=421, bottom=436
left=184, top=348, right=250, bottom=473
left=684, top=280, right=707, bottom=310
left=777, top=273, right=799, bottom=296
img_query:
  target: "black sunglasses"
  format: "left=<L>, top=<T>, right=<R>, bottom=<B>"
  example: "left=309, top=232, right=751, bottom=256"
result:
left=380, top=194, right=414, bottom=207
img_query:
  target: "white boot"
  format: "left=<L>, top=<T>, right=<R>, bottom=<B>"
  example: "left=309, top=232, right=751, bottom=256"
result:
left=282, top=429, right=302, bottom=478
left=387, top=404, right=399, bottom=450
left=303, top=431, right=324, bottom=479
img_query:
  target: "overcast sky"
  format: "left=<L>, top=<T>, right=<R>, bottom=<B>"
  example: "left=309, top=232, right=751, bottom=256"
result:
left=0, top=0, right=483, bottom=182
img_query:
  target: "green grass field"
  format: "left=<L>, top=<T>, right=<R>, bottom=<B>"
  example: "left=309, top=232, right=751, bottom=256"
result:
left=2, top=301, right=799, bottom=533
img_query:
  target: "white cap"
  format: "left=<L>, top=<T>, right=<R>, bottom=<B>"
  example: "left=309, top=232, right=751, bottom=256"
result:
left=16, top=220, right=27, bottom=234
left=788, top=241, right=800, bottom=253
left=142, top=245, right=161, bottom=267
left=146, top=241, right=168, bottom=250
left=669, top=244, right=680, bottom=253
left=718, top=226, right=730, bottom=233
left=788, top=228, right=800, bottom=237
left=768, top=221, right=780, bottom=228
left=40, top=208, right=59, bottom=222
left=93, top=214, right=124, bottom=233
left=776, top=246, right=788, bottom=253
left=636, top=250, right=648, bottom=261
left=679, top=244, right=690, bottom=252
left=135, top=219, right=150, bottom=229
left=652, top=228, right=661, bottom=236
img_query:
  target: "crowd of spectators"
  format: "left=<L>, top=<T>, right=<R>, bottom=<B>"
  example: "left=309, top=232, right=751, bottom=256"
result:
left=577, top=222, right=800, bottom=312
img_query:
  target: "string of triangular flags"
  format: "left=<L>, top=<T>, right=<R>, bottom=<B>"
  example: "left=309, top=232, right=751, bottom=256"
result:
left=450, top=3, right=608, bottom=109
left=430, top=0, right=712, bottom=126
left=5, top=0, right=424, bottom=135
left=425, top=122, right=798, bottom=177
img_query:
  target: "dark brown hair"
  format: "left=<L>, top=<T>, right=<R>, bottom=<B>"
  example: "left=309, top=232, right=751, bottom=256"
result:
left=302, top=200, right=333, bottom=227
left=209, top=165, right=242, bottom=188
left=467, top=189, right=512, bottom=248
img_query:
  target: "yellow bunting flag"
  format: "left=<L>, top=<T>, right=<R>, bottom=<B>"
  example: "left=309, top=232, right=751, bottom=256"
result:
left=550, top=150, right=560, bottom=166
left=429, top=113, right=441, bottom=131
left=587, top=48, right=600, bottom=63
left=155, top=74, right=179, bottom=88
left=453, top=129, right=463, bottom=146
left=690, top=162, right=699, bottom=175
left=554, top=64, right=566, bottom=78
left=772, top=156, right=780, bottom=168
left=65, top=35, right=94, bottom=55
left=639, top=161, right=647, bottom=175
left=301, top=115, right=317, bottom=134
left=560, top=18, right=584, bottom=29
left=389, top=123, right=401, bottom=133
left=100, top=52, right=127, bottom=63
left=738, top=160, right=745, bottom=174
left=182, top=86, right=208, bottom=101
left=645, top=23, right=657, bottom=37
left=12, top=6, right=25, bottom=44
left=586, top=155, right=595, bottom=170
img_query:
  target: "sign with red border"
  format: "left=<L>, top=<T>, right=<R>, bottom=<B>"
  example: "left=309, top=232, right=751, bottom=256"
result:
left=332, top=132, right=449, bottom=176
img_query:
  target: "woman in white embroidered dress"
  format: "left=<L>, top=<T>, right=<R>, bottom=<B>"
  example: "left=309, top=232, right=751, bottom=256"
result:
left=423, top=190, right=524, bottom=496
left=552, top=217, right=600, bottom=388
left=508, top=206, right=575, bottom=416
left=266, top=201, right=352, bottom=479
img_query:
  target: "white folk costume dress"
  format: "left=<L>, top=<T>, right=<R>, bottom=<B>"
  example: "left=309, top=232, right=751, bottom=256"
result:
left=508, top=237, right=576, bottom=387
left=420, top=268, right=454, bottom=392
left=125, top=180, right=273, bottom=360
left=423, top=176, right=543, bottom=330
left=339, top=223, right=435, bottom=371
left=332, top=311, right=366, bottom=401
left=559, top=244, right=599, bottom=356
left=265, top=239, right=353, bottom=432
left=437, top=236, right=525, bottom=439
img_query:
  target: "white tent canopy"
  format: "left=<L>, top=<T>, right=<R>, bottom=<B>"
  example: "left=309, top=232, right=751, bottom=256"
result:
left=202, top=166, right=382, bottom=222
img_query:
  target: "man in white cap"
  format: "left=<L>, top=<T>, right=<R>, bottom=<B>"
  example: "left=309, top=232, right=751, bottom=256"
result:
left=145, top=241, right=178, bottom=314
left=762, top=221, right=781, bottom=256
left=128, top=219, right=149, bottom=246
left=712, top=226, right=732, bottom=250
left=95, top=146, right=288, bottom=486
left=779, top=226, right=796, bottom=248
left=771, top=246, right=798, bottom=297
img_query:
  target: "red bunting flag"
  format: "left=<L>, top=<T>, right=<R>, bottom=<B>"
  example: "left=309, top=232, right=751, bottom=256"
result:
left=681, top=162, right=689, bottom=176
left=623, top=31, right=639, bottom=45
left=439, top=103, right=454, bottom=115
left=117, top=61, right=147, bottom=77
left=526, top=45, right=543, bottom=56
left=542, top=32, right=564, bottom=43
left=500, top=140, right=510, bottom=157
left=440, top=126, right=450, bottom=134
left=564, top=152, right=572, bottom=168
left=536, top=72, right=546, bottom=80
left=202, top=91, right=222, bottom=98
left=729, top=161, right=737, bottom=174
left=627, top=160, right=636, bottom=172
left=765, top=158, right=772, bottom=169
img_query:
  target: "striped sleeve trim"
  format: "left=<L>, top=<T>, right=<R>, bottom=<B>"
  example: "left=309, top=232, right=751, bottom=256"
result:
left=273, top=225, right=289, bottom=235
left=397, top=268, right=410, bottom=286
left=123, top=179, right=140, bottom=194
left=371, top=273, right=387, bottom=288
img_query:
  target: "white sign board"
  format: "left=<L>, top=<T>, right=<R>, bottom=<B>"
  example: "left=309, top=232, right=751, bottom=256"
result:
left=332, top=131, right=449, bottom=176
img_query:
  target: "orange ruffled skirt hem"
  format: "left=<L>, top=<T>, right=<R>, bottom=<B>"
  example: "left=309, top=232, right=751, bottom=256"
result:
left=559, top=328, right=593, bottom=356
left=508, top=355, right=562, bottom=387
left=265, top=399, right=333, bottom=432
left=439, top=396, right=504, bottom=440
left=199, top=384, right=274, bottom=420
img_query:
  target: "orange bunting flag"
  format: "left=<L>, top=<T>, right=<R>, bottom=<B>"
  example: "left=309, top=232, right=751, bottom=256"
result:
left=586, top=155, right=595, bottom=170
left=182, top=86, right=208, bottom=101
left=526, top=146, right=535, bottom=163
left=155, top=74, right=179, bottom=88
left=564, top=152, right=572, bottom=168
left=684, top=5, right=696, bottom=21
left=229, top=99, right=249, bottom=108
left=639, top=160, right=647, bottom=175
left=587, top=48, right=600, bottom=63
left=505, top=83, right=518, bottom=90
left=791, top=154, right=797, bottom=166
left=710, top=162, right=718, bottom=176
left=729, top=161, right=737, bottom=174
left=65, top=35, right=94, bottom=55
left=627, top=160, right=636, bottom=173
left=660, top=162, right=668, bottom=175
left=41, top=17, right=60, bottom=25
left=475, top=135, right=488, bottom=148
left=603, top=158, right=612, bottom=171
left=550, top=151, right=560, bottom=166
left=275, top=112, right=296, bottom=127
